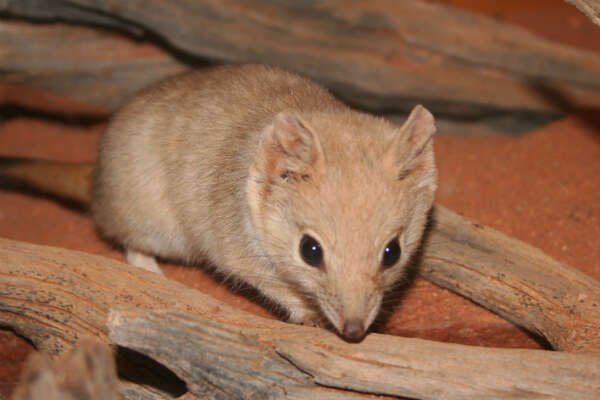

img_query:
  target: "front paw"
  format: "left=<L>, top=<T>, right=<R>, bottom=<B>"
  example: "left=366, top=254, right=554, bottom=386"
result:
left=295, top=312, right=325, bottom=328
left=280, top=301, right=325, bottom=327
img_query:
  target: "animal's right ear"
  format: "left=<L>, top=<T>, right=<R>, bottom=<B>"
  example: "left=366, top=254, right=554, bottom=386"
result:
left=255, top=112, right=324, bottom=180
left=385, top=105, right=437, bottom=192
left=396, top=105, right=436, bottom=166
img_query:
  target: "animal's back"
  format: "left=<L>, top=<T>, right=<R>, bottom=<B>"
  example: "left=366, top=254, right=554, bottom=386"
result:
left=92, top=64, right=341, bottom=262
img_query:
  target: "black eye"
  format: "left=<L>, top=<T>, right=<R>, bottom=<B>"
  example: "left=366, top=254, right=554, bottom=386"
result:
left=382, top=238, right=401, bottom=268
left=300, top=235, right=323, bottom=267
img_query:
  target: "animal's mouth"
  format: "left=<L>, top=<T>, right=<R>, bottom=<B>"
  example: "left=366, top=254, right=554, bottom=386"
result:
left=340, top=319, right=367, bottom=341
left=319, top=299, right=382, bottom=343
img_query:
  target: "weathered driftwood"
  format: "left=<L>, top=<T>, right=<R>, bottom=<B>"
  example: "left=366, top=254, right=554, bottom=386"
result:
left=1, top=204, right=600, bottom=399
left=0, top=20, right=186, bottom=112
left=11, top=337, right=184, bottom=400
left=109, top=310, right=600, bottom=400
left=422, top=206, right=600, bottom=352
left=3, top=1, right=600, bottom=125
left=565, top=0, right=600, bottom=26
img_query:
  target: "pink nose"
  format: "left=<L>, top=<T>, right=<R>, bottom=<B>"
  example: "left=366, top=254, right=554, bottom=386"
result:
left=342, top=320, right=365, bottom=341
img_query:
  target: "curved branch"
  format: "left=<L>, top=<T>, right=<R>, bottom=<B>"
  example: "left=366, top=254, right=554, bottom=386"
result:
left=422, top=205, right=600, bottom=351
left=1, top=202, right=599, bottom=398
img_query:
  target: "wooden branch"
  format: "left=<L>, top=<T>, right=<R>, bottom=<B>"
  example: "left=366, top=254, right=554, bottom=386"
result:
left=565, top=0, right=600, bottom=26
left=0, top=20, right=186, bottom=112
left=110, top=310, right=600, bottom=400
left=3, top=1, right=600, bottom=122
left=11, top=337, right=185, bottom=400
left=1, top=203, right=600, bottom=398
left=421, top=205, right=600, bottom=352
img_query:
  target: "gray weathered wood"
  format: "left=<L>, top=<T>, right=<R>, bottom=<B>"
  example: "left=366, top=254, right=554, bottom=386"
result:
left=11, top=337, right=192, bottom=400
left=421, top=206, right=600, bottom=351
left=0, top=20, right=186, bottom=112
left=118, top=382, right=196, bottom=400
left=1, top=200, right=600, bottom=398
left=3, top=0, right=600, bottom=126
left=109, top=310, right=600, bottom=400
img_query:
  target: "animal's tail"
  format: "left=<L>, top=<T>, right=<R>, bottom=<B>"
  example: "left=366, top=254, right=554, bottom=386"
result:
left=0, top=157, right=94, bottom=206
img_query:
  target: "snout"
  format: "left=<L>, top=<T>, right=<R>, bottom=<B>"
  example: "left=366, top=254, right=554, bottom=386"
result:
left=341, top=319, right=366, bottom=341
left=319, top=290, right=382, bottom=342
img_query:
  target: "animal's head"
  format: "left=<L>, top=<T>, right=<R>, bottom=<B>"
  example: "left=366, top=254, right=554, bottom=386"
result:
left=248, top=105, right=437, bottom=341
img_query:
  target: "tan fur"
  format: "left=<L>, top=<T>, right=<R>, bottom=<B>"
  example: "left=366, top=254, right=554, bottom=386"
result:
left=89, top=64, right=437, bottom=340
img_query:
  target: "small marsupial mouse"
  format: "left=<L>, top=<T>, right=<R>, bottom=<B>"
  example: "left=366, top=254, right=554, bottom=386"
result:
left=3, top=64, right=437, bottom=341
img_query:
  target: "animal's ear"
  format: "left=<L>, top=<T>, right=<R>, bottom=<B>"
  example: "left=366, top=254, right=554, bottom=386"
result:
left=390, top=105, right=437, bottom=190
left=256, top=112, right=323, bottom=179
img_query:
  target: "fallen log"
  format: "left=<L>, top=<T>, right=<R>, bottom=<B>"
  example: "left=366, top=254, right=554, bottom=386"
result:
left=1, top=204, right=599, bottom=399
left=3, top=1, right=600, bottom=127
left=109, top=310, right=600, bottom=400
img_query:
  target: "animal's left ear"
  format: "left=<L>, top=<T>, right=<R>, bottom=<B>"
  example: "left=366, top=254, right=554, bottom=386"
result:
left=255, top=111, right=324, bottom=180
left=389, top=105, right=437, bottom=191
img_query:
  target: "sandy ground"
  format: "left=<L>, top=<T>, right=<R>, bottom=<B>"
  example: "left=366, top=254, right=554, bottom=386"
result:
left=1, top=0, right=599, bottom=397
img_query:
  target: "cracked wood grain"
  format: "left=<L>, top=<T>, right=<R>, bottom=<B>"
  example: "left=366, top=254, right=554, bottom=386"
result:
left=1, top=202, right=599, bottom=398
left=109, top=310, right=600, bottom=400
left=421, top=205, right=600, bottom=352
left=3, top=1, right=600, bottom=125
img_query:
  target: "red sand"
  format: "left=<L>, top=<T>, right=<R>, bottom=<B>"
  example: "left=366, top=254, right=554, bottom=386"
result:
left=1, top=0, right=599, bottom=397
left=2, top=99, right=599, bottom=396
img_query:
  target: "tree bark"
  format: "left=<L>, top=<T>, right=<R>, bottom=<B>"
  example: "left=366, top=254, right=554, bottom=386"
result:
left=1, top=205, right=599, bottom=399
left=0, top=20, right=186, bottom=113
left=109, top=309, right=600, bottom=400
left=2, top=1, right=600, bottom=125
left=421, top=206, right=600, bottom=352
